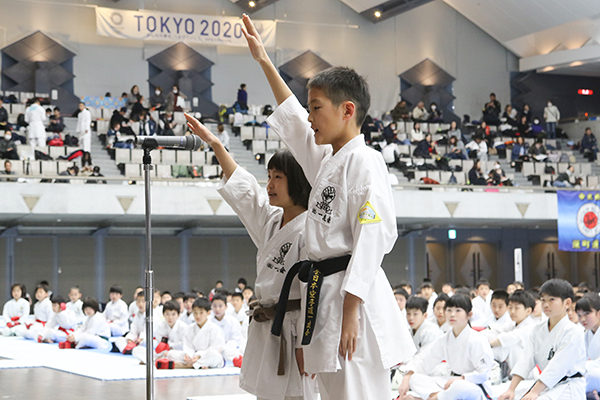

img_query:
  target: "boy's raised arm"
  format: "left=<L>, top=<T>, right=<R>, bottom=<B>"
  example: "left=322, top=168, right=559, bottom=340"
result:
left=242, top=14, right=292, bottom=106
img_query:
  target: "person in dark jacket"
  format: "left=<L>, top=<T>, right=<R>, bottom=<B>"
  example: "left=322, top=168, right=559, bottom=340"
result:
left=468, top=160, right=487, bottom=185
left=237, top=83, right=248, bottom=111
left=581, top=127, right=598, bottom=161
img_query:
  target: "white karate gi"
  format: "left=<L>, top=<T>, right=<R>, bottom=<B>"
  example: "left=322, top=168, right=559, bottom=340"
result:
left=103, top=299, right=129, bottom=336
left=77, top=107, right=92, bottom=152
left=584, top=327, right=600, bottom=393
left=1, top=298, right=30, bottom=336
left=227, top=306, right=249, bottom=339
left=66, top=300, right=85, bottom=325
left=406, top=327, right=495, bottom=400
left=115, top=311, right=145, bottom=352
left=128, top=300, right=137, bottom=322
left=218, top=166, right=307, bottom=399
left=132, top=318, right=187, bottom=363
left=439, top=320, right=451, bottom=333
left=210, top=314, right=245, bottom=361
left=40, top=309, right=78, bottom=342
left=495, top=316, right=536, bottom=371
left=488, top=311, right=514, bottom=333
left=268, top=95, right=416, bottom=400
left=426, top=292, right=438, bottom=323
left=511, top=315, right=586, bottom=399
left=167, top=321, right=225, bottom=369
left=471, top=295, right=493, bottom=327
left=412, top=319, right=443, bottom=352
left=16, top=297, right=52, bottom=338
left=179, top=310, right=195, bottom=325
left=73, top=312, right=111, bottom=352
left=25, top=103, right=46, bottom=149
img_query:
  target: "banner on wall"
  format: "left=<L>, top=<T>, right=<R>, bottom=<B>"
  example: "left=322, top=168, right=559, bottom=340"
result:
left=95, top=7, right=276, bottom=47
left=557, top=190, right=600, bottom=252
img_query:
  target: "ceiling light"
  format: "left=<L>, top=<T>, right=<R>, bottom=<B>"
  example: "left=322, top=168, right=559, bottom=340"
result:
left=542, top=66, right=555, bottom=72
left=374, top=10, right=382, bottom=18
left=248, top=0, right=256, bottom=7
left=570, top=61, right=583, bottom=67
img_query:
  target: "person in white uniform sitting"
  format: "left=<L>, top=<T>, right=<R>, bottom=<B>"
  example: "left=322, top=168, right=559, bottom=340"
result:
left=575, top=293, right=600, bottom=397
left=2, top=283, right=30, bottom=336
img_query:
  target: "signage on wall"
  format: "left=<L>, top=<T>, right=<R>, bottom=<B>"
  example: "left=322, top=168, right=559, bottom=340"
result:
left=578, top=89, right=594, bottom=95
left=95, top=7, right=276, bottom=47
left=557, top=190, right=600, bottom=251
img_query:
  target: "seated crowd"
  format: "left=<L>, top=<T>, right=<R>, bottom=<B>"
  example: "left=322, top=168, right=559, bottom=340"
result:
left=393, top=278, right=598, bottom=399
left=1, top=278, right=253, bottom=370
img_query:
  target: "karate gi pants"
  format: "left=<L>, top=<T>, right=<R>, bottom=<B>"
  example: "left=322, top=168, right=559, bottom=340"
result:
left=80, top=132, right=91, bottom=153
left=167, top=349, right=224, bottom=369
left=73, top=332, right=111, bottom=352
left=316, top=307, right=391, bottom=400
left=586, top=360, right=600, bottom=394
left=513, top=378, right=585, bottom=400
left=409, top=374, right=486, bottom=400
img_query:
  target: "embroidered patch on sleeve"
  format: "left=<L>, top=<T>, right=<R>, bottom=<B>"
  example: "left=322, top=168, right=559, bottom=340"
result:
left=357, top=201, right=382, bottom=224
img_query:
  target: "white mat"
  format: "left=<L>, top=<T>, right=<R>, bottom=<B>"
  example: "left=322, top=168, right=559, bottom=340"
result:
left=0, top=336, right=240, bottom=381
left=187, top=396, right=256, bottom=400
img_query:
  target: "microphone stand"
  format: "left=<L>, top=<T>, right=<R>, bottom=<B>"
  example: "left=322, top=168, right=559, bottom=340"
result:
left=142, top=140, right=158, bottom=400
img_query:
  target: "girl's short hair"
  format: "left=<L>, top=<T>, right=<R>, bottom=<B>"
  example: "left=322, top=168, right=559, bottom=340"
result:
left=10, top=283, right=26, bottom=297
left=576, top=293, right=600, bottom=313
left=540, top=279, right=574, bottom=301
left=82, top=297, right=100, bottom=313
left=267, top=150, right=311, bottom=209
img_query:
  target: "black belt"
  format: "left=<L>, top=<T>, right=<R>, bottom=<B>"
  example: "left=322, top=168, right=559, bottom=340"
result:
left=523, top=372, right=583, bottom=397
left=451, top=372, right=492, bottom=400
left=271, top=254, right=351, bottom=345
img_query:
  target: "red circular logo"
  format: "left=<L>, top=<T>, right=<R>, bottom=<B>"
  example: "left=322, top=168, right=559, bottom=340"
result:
left=584, top=211, right=598, bottom=229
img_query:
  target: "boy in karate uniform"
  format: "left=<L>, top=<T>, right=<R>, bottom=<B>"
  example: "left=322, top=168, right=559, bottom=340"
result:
left=395, top=288, right=409, bottom=320
left=61, top=297, right=111, bottom=352
left=419, top=281, right=438, bottom=323
left=128, top=286, right=143, bottom=323
left=103, top=286, right=129, bottom=337
left=2, top=283, right=29, bottom=336
left=16, top=283, right=52, bottom=338
left=157, top=298, right=225, bottom=369
left=433, top=294, right=451, bottom=333
left=37, top=295, right=78, bottom=343
left=488, top=290, right=537, bottom=380
left=241, top=14, right=415, bottom=399
left=471, top=280, right=493, bottom=328
left=134, top=300, right=186, bottom=364
left=575, top=293, right=600, bottom=397
left=67, top=286, right=85, bottom=325
left=487, top=290, right=514, bottom=333
left=406, top=296, right=442, bottom=352
left=498, top=279, right=586, bottom=400
left=179, top=293, right=196, bottom=325
left=398, top=294, right=495, bottom=400
left=115, top=290, right=146, bottom=354
left=210, top=294, right=245, bottom=364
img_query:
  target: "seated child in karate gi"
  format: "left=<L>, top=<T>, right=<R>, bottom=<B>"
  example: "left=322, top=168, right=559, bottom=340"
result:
left=210, top=294, right=245, bottom=364
left=128, top=286, right=144, bottom=323
left=133, top=300, right=186, bottom=364
left=66, top=286, right=85, bottom=325
left=575, top=293, right=600, bottom=397
left=529, top=289, right=548, bottom=324
left=395, top=288, right=409, bottom=319
left=406, top=296, right=442, bottom=352
left=471, top=279, right=493, bottom=328
left=115, top=290, right=146, bottom=354
left=419, top=281, right=438, bottom=323
left=498, top=279, right=586, bottom=400
left=15, top=283, right=52, bottom=338
left=103, top=285, right=129, bottom=337
left=488, top=290, right=537, bottom=380
left=37, top=295, right=78, bottom=343
left=488, top=289, right=514, bottom=333
left=226, top=293, right=249, bottom=332
left=157, top=297, right=225, bottom=369
left=61, top=297, right=111, bottom=352
left=179, top=293, right=197, bottom=325
left=2, top=283, right=30, bottom=336
left=398, top=294, right=495, bottom=400
left=433, top=293, right=451, bottom=333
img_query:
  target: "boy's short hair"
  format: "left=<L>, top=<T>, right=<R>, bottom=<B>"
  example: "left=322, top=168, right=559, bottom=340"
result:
left=161, top=290, right=171, bottom=296
left=162, top=300, right=180, bottom=314
left=70, top=285, right=81, bottom=293
left=35, top=282, right=49, bottom=294
left=419, top=281, right=433, bottom=291
left=454, top=287, right=472, bottom=298
left=192, top=297, right=211, bottom=312
left=136, top=290, right=146, bottom=299
left=242, top=286, right=254, bottom=293
left=393, top=288, right=409, bottom=300
left=109, top=286, right=123, bottom=295
left=442, top=282, right=455, bottom=289
left=540, top=279, right=574, bottom=300
left=214, top=288, right=229, bottom=297
left=433, top=293, right=450, bottom=307
left=50, top=295, right=67, bottom=305
left=173, top=292, right=185, bottom=300
left=491, top=289, right=509, bottom=305
left=183, top=293, right=197, bottom=302
left=513, top=281, right=525, bottom=289
left=211, top=294, right=227, bottom=304
left=237, top=278, right=247, bottom=286
left=406, top=296, right=428, bottom=314
left=267, top=150, right=311, bottom=209
left=576, top=293, right=600, bottom=313
left=445, top=293, right=472, bottom=313
left=82, top=297, right=100, bottom=313
left=307, top=66, right=370, bottom=127
left=231, top=292, right=243, bottom=300
left=508, top=290, right=535, bottom=311
left=475, top=279, right=490, bottom=289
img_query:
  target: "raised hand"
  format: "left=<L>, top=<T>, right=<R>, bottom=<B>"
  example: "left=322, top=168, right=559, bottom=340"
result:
left=241, top=14, right=269, bottom=63
left=184, top=113, right=217, bottom=145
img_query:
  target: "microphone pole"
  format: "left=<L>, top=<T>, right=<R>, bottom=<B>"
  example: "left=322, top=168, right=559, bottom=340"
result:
left=142, top=142, right=155, bottom=400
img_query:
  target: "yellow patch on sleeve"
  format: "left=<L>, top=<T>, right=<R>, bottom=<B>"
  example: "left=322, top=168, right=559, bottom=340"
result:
left=357, top=201, right=382, bottom=224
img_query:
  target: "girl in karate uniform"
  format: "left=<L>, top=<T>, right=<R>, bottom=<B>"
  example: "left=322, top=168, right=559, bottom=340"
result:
left=38, top=296, right=78, bottom=343
left=16, top=283, right=52, bottom=339
left=575, top=293, right=600, bottom=398
left=2, top=283, right=30, bottom=336
left=61, top=297, right=111, bottom=352
left=398, top=294, right=495, bottom=400
left=185, top=114, right=314, bottom=400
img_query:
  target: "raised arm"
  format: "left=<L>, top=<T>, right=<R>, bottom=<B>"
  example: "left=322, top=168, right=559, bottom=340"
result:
left=185, top=114, right=237, bottom=179
left=241, top=14, right=292, bottom=105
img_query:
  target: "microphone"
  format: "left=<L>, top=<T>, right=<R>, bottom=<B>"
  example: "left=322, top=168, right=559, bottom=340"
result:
left=136, top=135, right=202, bottom=151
